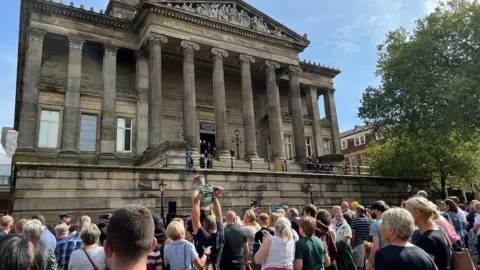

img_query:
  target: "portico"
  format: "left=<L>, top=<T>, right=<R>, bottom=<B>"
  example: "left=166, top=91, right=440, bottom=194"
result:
left=14, top=0, right=341, bottom=166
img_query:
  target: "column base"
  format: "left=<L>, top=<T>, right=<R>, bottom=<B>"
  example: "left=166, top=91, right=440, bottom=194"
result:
left=244, top=153, right=260, bottom=162
left=271, top=155, right=285, bottom=161
left=216, top=150, right=232, bottom=160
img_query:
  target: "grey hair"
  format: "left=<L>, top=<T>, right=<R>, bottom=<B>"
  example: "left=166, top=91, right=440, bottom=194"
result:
left=76, top=216, right=91, bottom=228
left=80, top=223, right=101, bottom=245
left=23, top=219, right=43, bottom=244
left=381, top=208, right=414, bottom=241
left=55, top=223, right=69, bottom=236
left=276, top=217, right=293, bottom=241
left=288, top=208, right=299, bottom=218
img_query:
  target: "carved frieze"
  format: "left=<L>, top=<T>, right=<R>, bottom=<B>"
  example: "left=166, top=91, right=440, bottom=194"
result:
left=167, top=3, right=288, bottom=38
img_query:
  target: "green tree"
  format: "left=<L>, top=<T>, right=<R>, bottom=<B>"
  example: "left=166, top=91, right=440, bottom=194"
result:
left=359, top=0, right=480, bottom=197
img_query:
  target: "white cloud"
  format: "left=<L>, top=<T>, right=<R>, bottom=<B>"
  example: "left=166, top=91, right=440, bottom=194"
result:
left=424, top=0, right=441, bottom=14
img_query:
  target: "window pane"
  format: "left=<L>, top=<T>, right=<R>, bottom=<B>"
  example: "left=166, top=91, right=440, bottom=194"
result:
left=117, top=118, right=125, bottom=128
left=125, top=119, right=132, bottom=129
left=50, top=111, right=60, bottom=123
left=47, top=122, right=59, bottom=148
left=40, top=110, right=49, bottom=121
left=80, top=114, right=97, bottom=151
left=117, top=127, right=124, bottom=151
left=124, top=129, right=131, bottom=151
left=38, top=121, right=49, bottom=147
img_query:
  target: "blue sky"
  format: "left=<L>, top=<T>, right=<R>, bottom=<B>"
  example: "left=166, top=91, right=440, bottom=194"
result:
left=0, top=0, right=440, bottom=133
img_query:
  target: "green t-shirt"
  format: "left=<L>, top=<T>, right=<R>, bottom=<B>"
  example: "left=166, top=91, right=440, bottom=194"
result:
left=295, top=235, right=326, bottom=270
left=195, top=184, right=220, bottom=207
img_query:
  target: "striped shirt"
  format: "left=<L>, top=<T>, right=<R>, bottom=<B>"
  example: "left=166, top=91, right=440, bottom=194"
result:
left=147, top=245, right=163, bottom=270
left=352, top=215, right=371, bottom=246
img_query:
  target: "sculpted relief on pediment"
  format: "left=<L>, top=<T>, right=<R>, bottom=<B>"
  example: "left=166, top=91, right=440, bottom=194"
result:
left=166, top=2, right=289, bottom=39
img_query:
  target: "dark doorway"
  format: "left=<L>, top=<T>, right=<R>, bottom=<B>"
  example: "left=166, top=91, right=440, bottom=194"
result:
left=200, top=133, right=216, bottom=157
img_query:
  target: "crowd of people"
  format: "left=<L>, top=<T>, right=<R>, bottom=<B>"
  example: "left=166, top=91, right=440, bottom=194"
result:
left=0, top=176, right=478, bottom=270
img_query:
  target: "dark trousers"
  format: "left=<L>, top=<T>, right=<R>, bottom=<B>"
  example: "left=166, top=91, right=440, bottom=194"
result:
left=220, top=262, right=245, bottom=270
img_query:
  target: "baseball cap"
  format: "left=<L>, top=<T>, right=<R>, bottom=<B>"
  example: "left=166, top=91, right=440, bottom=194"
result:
left=351, top=201, right=359, bottom=209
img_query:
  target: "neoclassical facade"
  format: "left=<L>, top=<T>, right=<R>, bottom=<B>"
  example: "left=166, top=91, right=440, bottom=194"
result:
left=14, top=0, right=342, bottom=166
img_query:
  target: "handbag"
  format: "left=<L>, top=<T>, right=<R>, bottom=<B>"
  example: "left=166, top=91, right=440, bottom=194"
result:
left=82, top=247, right=99, bottom=270
left=451, top=248, right=475, bottom=270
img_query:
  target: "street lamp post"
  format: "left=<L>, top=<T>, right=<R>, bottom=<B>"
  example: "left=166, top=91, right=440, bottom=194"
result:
left=308, top=183, right=314, bottom=204
left=159, top=178, right=167, bottom=222
left=231, top=129, right=243, bottom=160
left=407, top=183, right=412, bottom=197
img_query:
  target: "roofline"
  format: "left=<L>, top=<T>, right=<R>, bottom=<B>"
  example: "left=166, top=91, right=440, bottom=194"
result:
left=340, top=125, right=374, bottom=138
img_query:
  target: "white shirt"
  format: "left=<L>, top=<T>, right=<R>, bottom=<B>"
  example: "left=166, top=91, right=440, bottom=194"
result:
left=458, top=209, right=467, bottom=223
left=68, top=247, right=106, bottom=270
left=262, top=236, right=295, bottom=270
left=334, top=220, right=352, bottom=243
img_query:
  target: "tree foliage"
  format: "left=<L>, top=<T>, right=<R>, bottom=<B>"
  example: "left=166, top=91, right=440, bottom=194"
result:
left=360, top=0, right=480, bottom=193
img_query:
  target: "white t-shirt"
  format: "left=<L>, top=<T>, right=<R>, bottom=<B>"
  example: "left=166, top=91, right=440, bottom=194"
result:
left=458, top=209, right=467, bottom=223
left=474, top=213, right=480, bottom=225
left=68, top=246, right=106, bottom=270
left=262, top=236, right=295, bottom=270
left=334, top=220, right=352, bottom=243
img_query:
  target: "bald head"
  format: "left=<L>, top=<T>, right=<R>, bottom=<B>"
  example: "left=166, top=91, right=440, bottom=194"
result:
left=1, top=215, right=14, bottom=233
left=226, top=211, right=237, bottom=224
left=341, top=201, right=349, bottom=211
left=332, top=206, right=341, bottom=216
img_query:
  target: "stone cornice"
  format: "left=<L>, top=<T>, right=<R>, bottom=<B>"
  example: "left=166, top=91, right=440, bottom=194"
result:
left=105, top=0, right=139, bottom=15
left=300, top=60, right=341, bottom=78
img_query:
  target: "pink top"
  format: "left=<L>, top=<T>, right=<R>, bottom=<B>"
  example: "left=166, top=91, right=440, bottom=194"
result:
left=435, top=215, right=461, bottom=243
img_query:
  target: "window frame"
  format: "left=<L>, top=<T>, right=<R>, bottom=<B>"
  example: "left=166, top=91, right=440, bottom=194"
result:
left=354, top=135, right=366, bottom=146
left=116, top=117, right=133, bottom=153
left=323, top=138, right=331, bottom=154
left=284, top=134, right=294, bottom=160
left=79, top=113, right=98, bottom=152
left=375, top=132, right=384, bottom=141
left=341, top=140, right=348, bottom=150
left=38, top=109, right=61, bottom=149
left=305, top=137, right=313, bottom=157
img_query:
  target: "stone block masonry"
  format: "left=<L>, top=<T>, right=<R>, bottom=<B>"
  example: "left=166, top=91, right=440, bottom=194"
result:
left=10, top=163, right=429, bottom=224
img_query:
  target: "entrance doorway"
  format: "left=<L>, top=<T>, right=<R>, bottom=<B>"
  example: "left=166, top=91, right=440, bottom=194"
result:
left=200, top=133, right=216, bottom=157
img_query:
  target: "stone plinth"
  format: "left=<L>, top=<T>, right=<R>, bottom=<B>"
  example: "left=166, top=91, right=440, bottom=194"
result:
left=10, top=162, right=430, bottom=224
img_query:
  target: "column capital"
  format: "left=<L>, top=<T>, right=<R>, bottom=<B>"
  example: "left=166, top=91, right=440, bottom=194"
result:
left=104, top=44, right=118, bottom=56
left=180, top=40, right=200, bottom=55
left=264, top=60, right=280, bottom=70
left=210, top=48, right=229, bottom=60
left=68, top=36, right=85, bottom=51
left=27, top=28, right=46, bottom=43
left=147, top=34, right=168, bottom=46
left=288, top=65, right=302, bottom=75
left=238, top=54, right=256, bottom=64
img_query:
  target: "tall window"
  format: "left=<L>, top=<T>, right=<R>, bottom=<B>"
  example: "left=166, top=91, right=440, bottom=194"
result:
left=38, top=110, right=60, bottom=148
left=323, top=139, right=331, bottom=154
left=79, top=114, right=97, bottom=151
left=305, top=137, right=312, bottom=157
left=284, top=135, right=293, bottom=160
left=341, top=140, right=348, bottom=150
left=354, top=135, right=366, bottom=146
left=117, top=118, right=132, bottom=152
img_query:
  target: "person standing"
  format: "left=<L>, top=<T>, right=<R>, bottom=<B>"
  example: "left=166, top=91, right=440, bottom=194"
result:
left=55, top=217, right=89, bottom=270
left=294, top=216, right=331, bottom=270
left=23, top=219, right=58, bottom=270
left=442, top=199, right=465, bottom=247
left=287, top=208, right=301, bottom=235
left=340, top=202, right=355, bottom=227
left=254, top=217, right=295, bottom=270
left=55, top=224, right=70, bottom=241
left=367, top=201, right=389, bottom=270
left=351, top=205, right=370, bottom=270
left=222, top=211, right=249, bottom=270
left=68, top=223, right=106, bottom=270
left=406, top=196, right=452, bottom=270
left=32, top=214, right=57, bottom=252
left=0, top=215, right=14, bottom=237
left=315, top=209, right=338, bottom=269
left=333, top=211, right=355, bottom=270
left=374, top=208, right=437, bottom=270
left=241, top=209, right=260, bottom=261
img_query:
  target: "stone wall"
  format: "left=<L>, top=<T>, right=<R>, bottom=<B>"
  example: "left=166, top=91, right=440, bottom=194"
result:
left=11, top=163, right=430, bottom=224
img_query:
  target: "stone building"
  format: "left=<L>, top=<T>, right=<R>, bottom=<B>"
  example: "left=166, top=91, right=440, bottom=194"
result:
left=15, top=0, right=342, bottom=166
left=10, top=0, right=428, bottom=220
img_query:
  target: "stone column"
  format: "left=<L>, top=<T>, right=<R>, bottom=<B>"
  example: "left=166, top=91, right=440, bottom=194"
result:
left=60, top=36, right=84, bottom=154
left=136, top=50, right=149, bottom=154
left=289, top=65, right=306, bottom=161
left=264, top=60, right=284, bottom=160
left=239, top=54, right=259, bottom=160
left=323, top=88, right=341, bottom=154
left=211, top=48, right=230, bottom=159
left=99, top=44, right=118, bottom=157
left=147, top=35, right=168, bottom=148
left=17, top=28, right=46, bottom=151
left=306, top=86, right=324, bottom=155
left=180, top=41, right=200, bottom=154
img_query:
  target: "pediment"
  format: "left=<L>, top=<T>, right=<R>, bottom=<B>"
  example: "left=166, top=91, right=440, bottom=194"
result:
left=146, top=0, right=310, bottom=48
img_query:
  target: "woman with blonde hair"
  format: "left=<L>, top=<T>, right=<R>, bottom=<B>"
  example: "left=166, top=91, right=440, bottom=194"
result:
left=254, top=217, right=295, bottom=270
left=164, top=221, right=211, bottom=270
left=406, top=196, right=451, bottom=270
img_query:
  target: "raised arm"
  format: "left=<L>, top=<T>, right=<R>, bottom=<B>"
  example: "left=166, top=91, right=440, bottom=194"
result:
left=192, top=199, right=201, bottom=235
left=212, top=192, right=223, bottom=223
